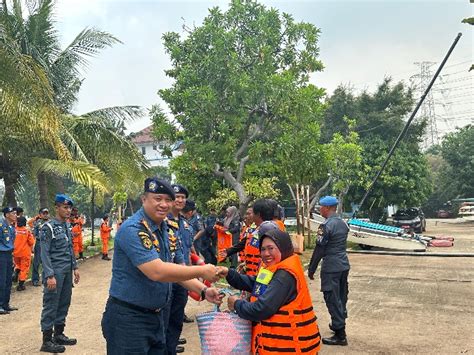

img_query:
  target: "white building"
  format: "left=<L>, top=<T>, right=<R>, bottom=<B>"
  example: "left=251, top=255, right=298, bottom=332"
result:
left=130, top=126, right=182, bottom=167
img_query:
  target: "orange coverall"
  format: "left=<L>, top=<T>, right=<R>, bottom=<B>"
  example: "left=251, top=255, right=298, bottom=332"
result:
left=100, top=222, right=113, bottom=254
left=215, top=224, right=232, bottom=262
left=13, top=226, right=35, bottom=282
left=71, top=217, right=85, bottom=256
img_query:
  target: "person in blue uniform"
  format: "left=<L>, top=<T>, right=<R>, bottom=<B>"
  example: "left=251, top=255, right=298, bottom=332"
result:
left=101, top=178, right=222, bottom=355
left=165, top=184, right=195, bottom=354
left=32, top=208, right=50, bottom=287
left=182, top=199, right=204, bottom=257
left=39, top=194, right=80, bottom=353
left=308, top=196, right=350, bottom=346
left=0, top=207, right=18, bottom=315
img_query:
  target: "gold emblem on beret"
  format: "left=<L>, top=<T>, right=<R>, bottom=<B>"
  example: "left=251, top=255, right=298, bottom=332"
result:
left=148, top=181, right=157, bottom=192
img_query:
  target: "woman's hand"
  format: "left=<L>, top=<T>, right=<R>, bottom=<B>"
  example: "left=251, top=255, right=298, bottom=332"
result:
left=227, top=295, right=238, bottom=311
left=205, top=287, right=225, bottom=305
left=216, top=266, right=229, bottom=278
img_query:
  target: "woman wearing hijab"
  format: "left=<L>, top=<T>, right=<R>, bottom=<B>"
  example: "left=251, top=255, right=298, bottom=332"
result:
left=218, top=228, right=321, bottom=354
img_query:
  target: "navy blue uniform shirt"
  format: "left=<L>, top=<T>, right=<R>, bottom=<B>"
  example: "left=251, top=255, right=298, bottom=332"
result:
left=109, top=208, right=172, bottom=310
left=0, top=218, right=15, bottom=252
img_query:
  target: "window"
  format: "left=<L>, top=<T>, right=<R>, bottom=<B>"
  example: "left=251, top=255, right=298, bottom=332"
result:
left=141, top=146, right=146, bottom=155
left=153, top=144, right=157, bottom=150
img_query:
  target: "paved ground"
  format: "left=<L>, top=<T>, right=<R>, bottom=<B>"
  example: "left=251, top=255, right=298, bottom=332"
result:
left=0, top=219, right=472, bottom=354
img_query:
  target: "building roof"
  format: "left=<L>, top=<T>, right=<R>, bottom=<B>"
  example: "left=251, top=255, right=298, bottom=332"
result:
left=130, top=126, right=155, bottom=144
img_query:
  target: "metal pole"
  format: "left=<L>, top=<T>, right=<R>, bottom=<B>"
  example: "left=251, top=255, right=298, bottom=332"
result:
left=355, top=33, right=462, bottom=217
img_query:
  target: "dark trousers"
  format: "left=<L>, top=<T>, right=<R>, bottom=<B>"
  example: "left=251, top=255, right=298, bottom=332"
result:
left=321, top=270, right=349, bottom=330
left=200, top=242, right=217, bottom=265
left=32, top=242, right=42, bottom=283
left=0, top=250, right=13, bottom=308
left=40, top=271, right=73, bottom=331
left=163, top=284, right=188, bottom=355
left=230, top=233, right=240, bottom=268
left=102, top=298, right=166, bottom=355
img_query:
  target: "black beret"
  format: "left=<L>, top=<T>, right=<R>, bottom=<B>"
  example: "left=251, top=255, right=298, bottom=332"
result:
left=183, top=199, right=196, bottom=212
left=39, top=208, right=49, bottom=214
left=171, top=184, right=189, bottom=198
left=2, top=206, right=14, bottom=215
left=13, top=207, right=23, bottom=214
left=144, top=177, right=175, bottom=199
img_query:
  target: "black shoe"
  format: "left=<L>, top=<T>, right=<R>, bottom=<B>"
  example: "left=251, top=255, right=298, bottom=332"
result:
left=54, top=325, right=77, bottom=345
left=5, top=305, right=18, bottom=311
left=16, top=281, right=26, bottom=291
left=41, top=330, right=66, bottom=353
left=103, top=254, right=111, bottom=261
left=176, top=346, right=185, bottom=353
left=178, top=338, right=187, bottom=345
left=183, top=314, right=194, bottom=323
left=322, top=328, right=348, bottom=346
left=12, top=269, right=20, bottom=283
left=54, top=333, right=77, bottom=346
left=33, top=280, right=41, bottom=287
left=40, top=340, right=66, bottom=353
left=0, top=307, right=10, bottom=315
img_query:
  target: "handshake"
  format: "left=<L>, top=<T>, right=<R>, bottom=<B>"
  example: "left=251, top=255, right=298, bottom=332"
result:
left=199, top=265, right=229, bottom=283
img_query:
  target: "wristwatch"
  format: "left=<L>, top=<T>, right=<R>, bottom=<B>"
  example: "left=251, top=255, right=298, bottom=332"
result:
left=200, top=286, right=208, bottom=301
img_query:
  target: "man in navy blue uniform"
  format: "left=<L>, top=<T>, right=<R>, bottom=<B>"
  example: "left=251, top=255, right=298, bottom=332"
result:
left=165, top=184, right=195, bottom=354
left=101, top=178, right=222, bottom=355
left=39, top=194, right=80, bottom=353
left=308, top=196, right=350, bottom=346
left=32, top=207, right=50, bottom=287
left=0, top=207, right=17, bottom=315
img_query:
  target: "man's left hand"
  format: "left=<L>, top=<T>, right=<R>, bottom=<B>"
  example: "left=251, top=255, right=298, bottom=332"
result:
left=73, top=269, right=80, bottom=284
left=227, top=295, right=238, bottom=311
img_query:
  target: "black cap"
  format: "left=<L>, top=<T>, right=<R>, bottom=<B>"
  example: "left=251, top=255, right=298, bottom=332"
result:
left=2, top=207, right=15, bottom=215
left=39, top=207, right=49, bottom=214
left=144, top=177, right=175, bottom=199
left=13, top=207, right=23, bottom=214
left=182, top=199, right=196, bottom=212
left=171, top=184, right=189, bottom=198
left=259, top=229, right=294, bottom=261
left=257, top=221, right=279, bottom=237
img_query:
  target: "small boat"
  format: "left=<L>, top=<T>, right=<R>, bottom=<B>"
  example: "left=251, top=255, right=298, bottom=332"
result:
left=306, top=214, right=427, bottom=251
left=459, top=203, right=474, bottom=221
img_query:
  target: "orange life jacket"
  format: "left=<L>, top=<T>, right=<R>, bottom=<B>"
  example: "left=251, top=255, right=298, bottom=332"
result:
left=215, top=224, right=232, bottom=262
left=250, top=254, right=321, bottom=354
left=274, top=218, right=286, bottom=232
left=243, top=226, right=261, bottom=276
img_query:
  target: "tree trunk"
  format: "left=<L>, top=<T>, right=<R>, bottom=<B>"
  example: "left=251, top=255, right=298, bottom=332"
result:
left=54, top=175, right=65, bottom=193
left=37, top=172, right=49, bottom=209
left=2, top=0, right=7, bottom=12
left=3, top=173, right=18, bottom=207
left=90, top=186, right=95, bottom=246
left=309, top=176, right=333, bottom=210
left=337, top=185, right=350, bottom=214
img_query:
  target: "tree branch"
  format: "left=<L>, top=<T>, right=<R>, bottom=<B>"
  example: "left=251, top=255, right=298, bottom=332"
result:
left=287, top=183, right=296, bottom=202
left=213, top=164, right=224, bottom=177
left=237, top=155, right=249, bottom=183
left=309, top=175, right=333, bottom=209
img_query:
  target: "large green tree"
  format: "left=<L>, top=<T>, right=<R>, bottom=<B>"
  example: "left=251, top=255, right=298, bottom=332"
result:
left=154, top=0, right=325, bottom=212
left=322, top=79, right=432, bottom=220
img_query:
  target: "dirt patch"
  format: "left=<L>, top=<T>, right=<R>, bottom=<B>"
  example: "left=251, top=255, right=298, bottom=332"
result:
left=1, top=220, right=472, bottom=354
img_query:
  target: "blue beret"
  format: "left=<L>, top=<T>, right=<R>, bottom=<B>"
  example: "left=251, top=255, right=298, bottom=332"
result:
left=2, top=206, right=15, bottom=214
left=144, top=177, right=175, bottom=199
left=55, top=194, right=74, bottom=206
left=171, top=184, right=189, bottom=198
left=319, top=196, right=339, bottom=206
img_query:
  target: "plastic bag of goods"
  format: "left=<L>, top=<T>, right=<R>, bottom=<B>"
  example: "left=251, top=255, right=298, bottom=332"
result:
left=196, top=309, right=252, bottom=355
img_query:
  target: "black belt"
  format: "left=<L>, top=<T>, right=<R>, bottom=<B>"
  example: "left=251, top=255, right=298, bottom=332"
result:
left=109, top=296, right=162, bottom=314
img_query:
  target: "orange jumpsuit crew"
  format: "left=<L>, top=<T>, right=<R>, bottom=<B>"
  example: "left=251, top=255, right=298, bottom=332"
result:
left=100, top=217, right=113, bottom=260
left=13, top=218, right=35, bottom=291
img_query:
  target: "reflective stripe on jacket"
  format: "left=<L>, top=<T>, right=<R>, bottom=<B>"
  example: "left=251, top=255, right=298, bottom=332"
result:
left=250, top=254, right=321, bottom=354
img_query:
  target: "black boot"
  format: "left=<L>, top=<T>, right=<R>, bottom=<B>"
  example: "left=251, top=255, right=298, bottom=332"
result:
left=16, top=281, right=26, bottom=291
left=40, top=330, right=65, bottom=353
left=79, top=252, right=84, bottom=260
left=103, top=253, right=111, bottom=261
left=53, top=324, right=77, bottom=346
left=12, top=269, right=20, bottom=283
left=322, top=328, right=348, bottom=346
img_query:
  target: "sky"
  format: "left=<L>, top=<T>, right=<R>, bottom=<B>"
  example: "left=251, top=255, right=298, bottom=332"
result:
left=54, top=0, right=473, bottom=139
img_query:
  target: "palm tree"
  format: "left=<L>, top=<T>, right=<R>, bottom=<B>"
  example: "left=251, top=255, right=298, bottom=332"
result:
left=1, top=0, right=148, bottom=208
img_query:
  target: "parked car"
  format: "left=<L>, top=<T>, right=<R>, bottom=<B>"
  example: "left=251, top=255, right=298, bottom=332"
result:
left=392, top=207, right=426, bottom=233
left=436, top=209, right=452, bottom=218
